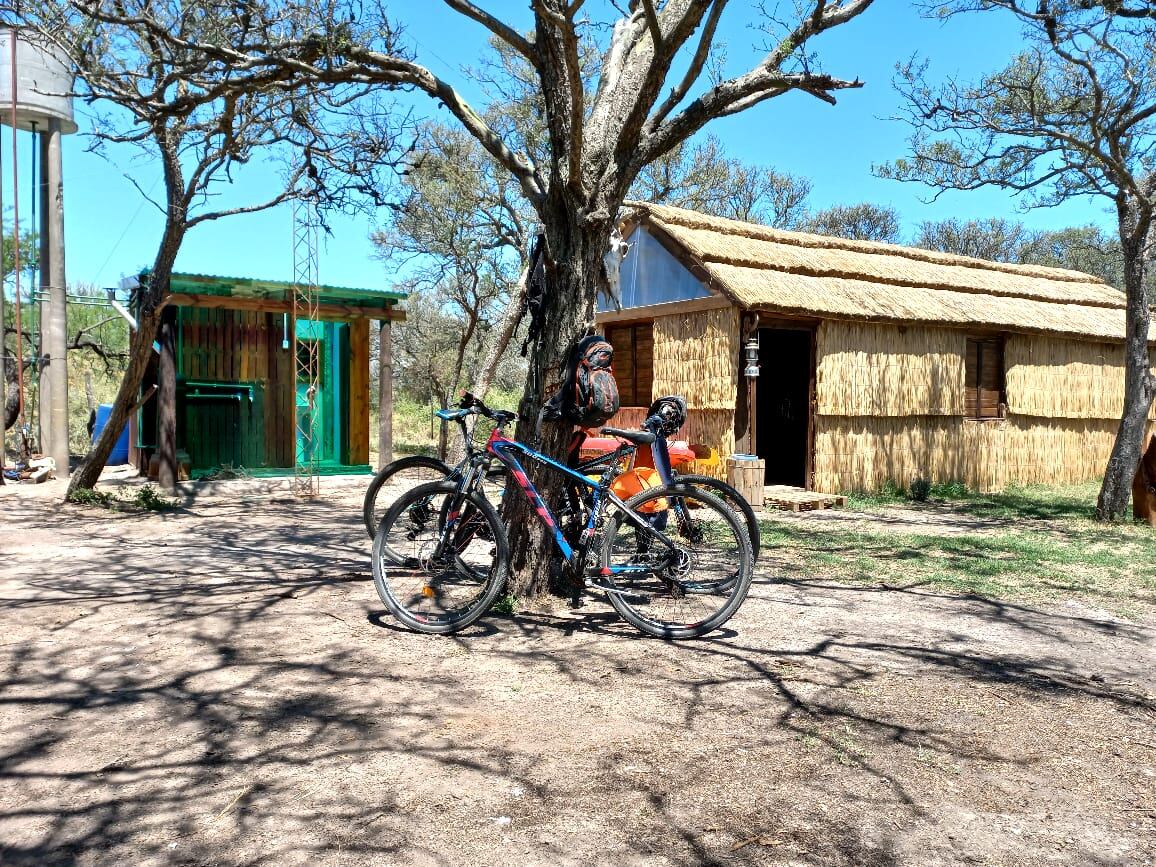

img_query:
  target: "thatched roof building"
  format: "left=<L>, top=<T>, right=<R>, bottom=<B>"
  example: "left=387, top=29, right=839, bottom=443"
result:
left=596, top=202, right=1155, bottom=493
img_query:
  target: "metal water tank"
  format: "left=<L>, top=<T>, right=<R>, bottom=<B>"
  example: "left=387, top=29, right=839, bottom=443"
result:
left=0, top=28, right=77, bottom=133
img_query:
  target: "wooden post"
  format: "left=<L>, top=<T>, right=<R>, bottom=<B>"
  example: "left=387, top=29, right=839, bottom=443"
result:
left=156, top=307, right=178, bottom=490
left=377, top=318, right=393, bottom=468
left=38, top=119, right=69, bottom=477
left=726, top=456, right=766, bottom=507
left=746, top=377, right=757, bottom=455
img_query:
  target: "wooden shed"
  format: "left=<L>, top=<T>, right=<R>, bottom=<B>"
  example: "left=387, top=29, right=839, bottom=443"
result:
left=597, top=202, right=1156, bottom=493
left=129, top=273, right=405, bottom=478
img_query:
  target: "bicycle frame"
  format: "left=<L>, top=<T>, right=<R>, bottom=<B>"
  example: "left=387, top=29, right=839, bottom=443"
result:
left=483, top=427, right=679, bottom=579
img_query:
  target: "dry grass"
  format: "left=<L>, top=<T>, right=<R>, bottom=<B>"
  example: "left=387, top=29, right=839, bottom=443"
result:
left=765, top=482, right=1156, bottom=614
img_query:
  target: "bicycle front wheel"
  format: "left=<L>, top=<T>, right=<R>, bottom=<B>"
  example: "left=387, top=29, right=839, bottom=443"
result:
left=600, top=484, right=754, bottom=639
left=372, top=481, right=509, bottom=634
left=363, top=455, right=453, bottom=539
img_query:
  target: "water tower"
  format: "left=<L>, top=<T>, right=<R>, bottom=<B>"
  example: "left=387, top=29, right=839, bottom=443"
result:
left=0, top=28, right=76, bottom=477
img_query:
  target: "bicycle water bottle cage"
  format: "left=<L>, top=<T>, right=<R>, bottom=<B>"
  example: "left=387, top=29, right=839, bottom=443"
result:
left=435, top=408, right=470, bottom=421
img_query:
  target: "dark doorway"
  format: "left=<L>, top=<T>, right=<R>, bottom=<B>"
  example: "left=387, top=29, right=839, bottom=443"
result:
left=755, top=328, right=813, bottom=487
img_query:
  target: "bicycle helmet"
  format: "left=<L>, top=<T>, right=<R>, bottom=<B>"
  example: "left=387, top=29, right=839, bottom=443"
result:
left=645, top=395, right=687, bottom=438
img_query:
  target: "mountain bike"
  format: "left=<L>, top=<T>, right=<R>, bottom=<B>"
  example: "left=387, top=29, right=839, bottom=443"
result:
left=364, top=401, right=761, bottom=562
left=370, top=393, right=754, bottom=639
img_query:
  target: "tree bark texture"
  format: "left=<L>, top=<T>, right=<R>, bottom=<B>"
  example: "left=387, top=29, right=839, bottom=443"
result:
left=502, top=210, right=614, bottom=597
left=67, top=219, right=182, bottom=496
left=1096, top=225, right=1156, bottom=520
left=156, top=307, right=178, bottom=491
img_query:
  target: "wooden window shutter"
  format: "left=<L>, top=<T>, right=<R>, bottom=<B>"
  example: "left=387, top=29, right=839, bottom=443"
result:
left=965, top=338, right=979, bottom=418
left=966, top=337, right=1004, bottom=419
left=635, top=325, right=653, bottom=405
left=607, top=326, right=636, bottom=406
left=605, top=323, right=654, bottom=407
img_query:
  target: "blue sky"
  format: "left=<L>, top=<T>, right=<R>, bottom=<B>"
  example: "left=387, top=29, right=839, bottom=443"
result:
left=4, top=1, right=1110, bottom=294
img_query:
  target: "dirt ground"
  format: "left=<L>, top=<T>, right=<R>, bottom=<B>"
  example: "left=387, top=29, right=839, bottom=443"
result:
left=0, top=475, right=1153, bottom=866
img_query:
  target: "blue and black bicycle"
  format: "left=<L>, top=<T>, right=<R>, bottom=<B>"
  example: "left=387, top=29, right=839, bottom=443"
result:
left=370, top=393, right=754, bottom=639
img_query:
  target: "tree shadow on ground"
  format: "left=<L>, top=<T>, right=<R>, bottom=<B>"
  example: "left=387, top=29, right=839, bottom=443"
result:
left=0, top=492, right=1151, bottom=865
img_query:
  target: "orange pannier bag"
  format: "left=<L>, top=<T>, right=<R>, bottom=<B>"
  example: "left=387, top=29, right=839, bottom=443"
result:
left=609, top=467, right=668, bottom=514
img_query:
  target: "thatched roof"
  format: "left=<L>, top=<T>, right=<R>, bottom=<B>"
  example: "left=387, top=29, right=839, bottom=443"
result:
left=628, top=202, right=1131, bottom=342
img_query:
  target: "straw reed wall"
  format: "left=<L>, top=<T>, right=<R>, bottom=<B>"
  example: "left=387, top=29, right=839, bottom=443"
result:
left=816, top=321, right=965, bottom=416
left=812, top=414, right=1149, bottom=492
left=652, top=305, right=740, bottom=409
left=680, top=409, right=736, bottom=480
left=1005, top=334, right=1156, bottom=420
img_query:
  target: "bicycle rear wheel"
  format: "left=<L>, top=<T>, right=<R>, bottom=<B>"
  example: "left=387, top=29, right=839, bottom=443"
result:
left=673, top=473, right=761, bottom=561
left=372, top=480, right=509, bottom=634
left=600, top=484, right=753, bottom=639
left=363, top=455, right=453, bottom=539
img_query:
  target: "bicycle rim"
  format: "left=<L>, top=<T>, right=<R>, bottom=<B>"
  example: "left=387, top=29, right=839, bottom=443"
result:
left=674, top=473, right=761, bottom=561
left=601, top=484, right=753, bottom=639
left=372, top=481, right=508, bottom=634
left=363, top=455, right=453, bottom=539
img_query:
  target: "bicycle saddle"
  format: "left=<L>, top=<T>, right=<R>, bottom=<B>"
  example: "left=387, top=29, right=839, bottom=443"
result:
left=600, top=427, right=656, bottom=446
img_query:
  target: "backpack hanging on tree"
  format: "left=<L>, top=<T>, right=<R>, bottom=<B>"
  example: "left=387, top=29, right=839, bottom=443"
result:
left=544, top=334, right=620, bottom=428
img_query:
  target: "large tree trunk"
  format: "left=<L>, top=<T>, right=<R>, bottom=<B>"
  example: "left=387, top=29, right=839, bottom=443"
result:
left=67, top=305, right=165, bottom=495
left=1097, top=225, right=1156, bottom=520
left=67, top=228, right=182, bottom=496
left=502, top=209, right=612, bottom=597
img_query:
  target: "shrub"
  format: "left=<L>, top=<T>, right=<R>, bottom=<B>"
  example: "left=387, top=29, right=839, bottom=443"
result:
left=67, top=488, right=115, bottom=508
left=134, top=485, right=178, bottom=511
left=930, top=480, right=971, bottom=500
left=909, top=477, right=932, bottom=502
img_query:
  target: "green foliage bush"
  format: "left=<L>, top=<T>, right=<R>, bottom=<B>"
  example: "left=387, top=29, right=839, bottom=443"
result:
left=133, top=484, right=178, bottom=511
left=929, top=480, right=971, bottom=500
left=67, top=483, right=177, bottom=512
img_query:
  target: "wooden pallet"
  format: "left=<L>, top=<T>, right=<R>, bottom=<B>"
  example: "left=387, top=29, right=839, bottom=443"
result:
left=763, top=485, right=847, bottom=512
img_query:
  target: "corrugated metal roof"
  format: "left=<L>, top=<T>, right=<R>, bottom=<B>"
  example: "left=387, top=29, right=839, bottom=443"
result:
left=121, top=272, right=406, bottom=307
left=167, top=272, right=407, bottom=305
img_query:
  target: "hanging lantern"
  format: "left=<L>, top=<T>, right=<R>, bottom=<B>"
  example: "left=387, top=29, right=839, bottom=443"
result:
left=743, top=335, right=760, bottom=378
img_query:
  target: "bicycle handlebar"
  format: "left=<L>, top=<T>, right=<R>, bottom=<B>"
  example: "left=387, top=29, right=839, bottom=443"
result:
left=457, top=391, right=518, bottom=426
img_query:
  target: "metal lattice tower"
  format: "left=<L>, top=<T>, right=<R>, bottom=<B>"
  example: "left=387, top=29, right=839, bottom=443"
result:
left=291, top=198, right=321, bottom=497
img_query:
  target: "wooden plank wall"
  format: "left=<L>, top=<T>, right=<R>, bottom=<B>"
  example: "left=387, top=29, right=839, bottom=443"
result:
left=178, top=307, right=295, bottom=468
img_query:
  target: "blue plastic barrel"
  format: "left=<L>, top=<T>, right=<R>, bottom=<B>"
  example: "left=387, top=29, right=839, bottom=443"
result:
left=93, top=404, right=130, bottom=465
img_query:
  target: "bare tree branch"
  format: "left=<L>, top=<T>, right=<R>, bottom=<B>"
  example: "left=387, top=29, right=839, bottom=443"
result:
left=440, top=0, right=539, bottom=64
